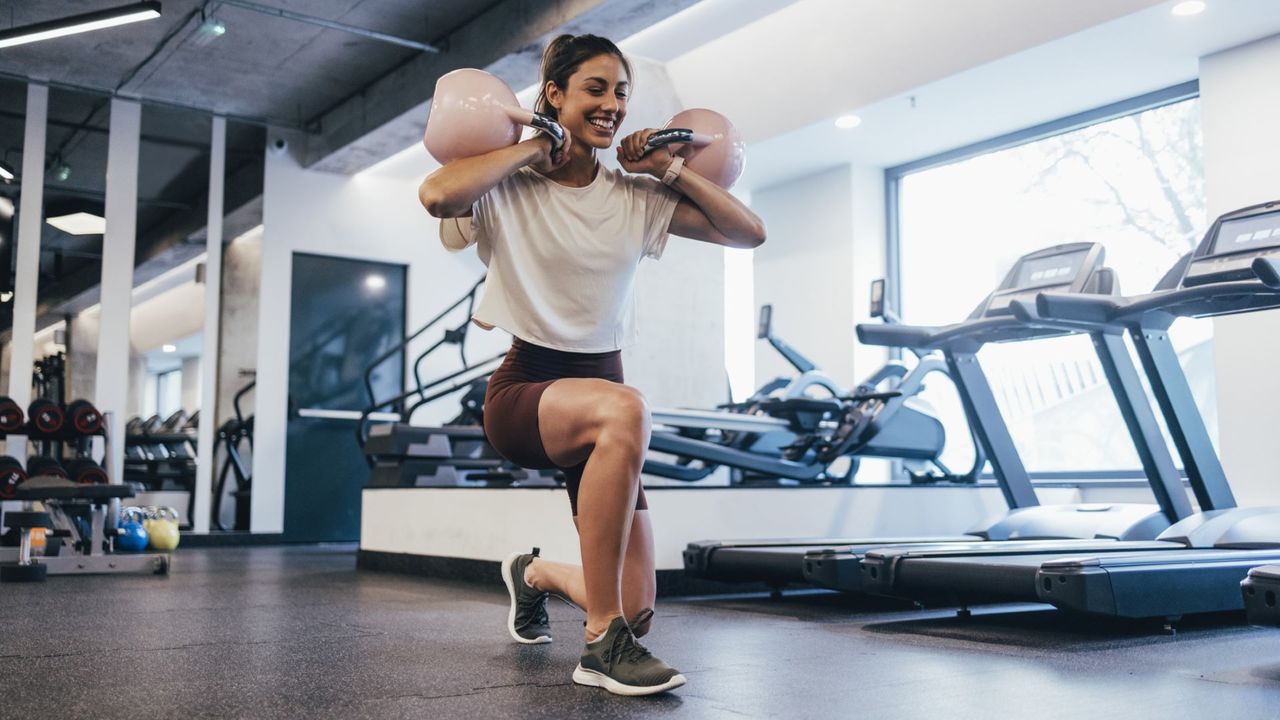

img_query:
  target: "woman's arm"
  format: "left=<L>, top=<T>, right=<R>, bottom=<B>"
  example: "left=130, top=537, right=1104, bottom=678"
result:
left=665, top=168, right=765, bottom=249
left=618, top=129, right=766, bottom=249
left=419, top=136, right=564, bottom=218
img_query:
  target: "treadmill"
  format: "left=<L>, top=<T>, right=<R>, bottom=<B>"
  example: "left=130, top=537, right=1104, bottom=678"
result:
left=1243, top=565, right=1280, bottom=626
left=684, top=242, right=1187, bottom=589
left=858, top=200, right=1280, bottom=619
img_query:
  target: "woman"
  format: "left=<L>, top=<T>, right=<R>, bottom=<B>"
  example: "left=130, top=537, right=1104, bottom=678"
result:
left=419, top=34, right=765, bottom=697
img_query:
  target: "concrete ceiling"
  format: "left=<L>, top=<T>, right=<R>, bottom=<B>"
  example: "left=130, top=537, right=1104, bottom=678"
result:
left=0, top=0, right=702, bottom=334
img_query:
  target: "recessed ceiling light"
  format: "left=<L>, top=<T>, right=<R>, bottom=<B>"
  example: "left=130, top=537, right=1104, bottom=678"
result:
left=1171, top=1, right=1206, bottom=17
left=835, top=114, right=862, bottom=130
left=162, top=344, right=177, bottom=353
left=192, top=16, right=226, bottom=46
left=47, top=212, right=106, bottom=235
left=0, top=2, right=162, bottom=50
left=0, top=197, right=12, bottom=220
left=364, top=274, right=387, bottom=291
left=0, top=162, right=14, bottom=182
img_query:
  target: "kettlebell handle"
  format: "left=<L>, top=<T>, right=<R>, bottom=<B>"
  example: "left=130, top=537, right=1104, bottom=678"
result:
left=502, top=107, right=566, bottom=151
left=645, top=128, right=713, bottom=153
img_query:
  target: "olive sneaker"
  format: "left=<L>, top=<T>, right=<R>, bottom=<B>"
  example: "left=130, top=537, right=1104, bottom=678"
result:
left=573, top=616, right=686, bottom=696
left=501, top=547, right=552, bottom=644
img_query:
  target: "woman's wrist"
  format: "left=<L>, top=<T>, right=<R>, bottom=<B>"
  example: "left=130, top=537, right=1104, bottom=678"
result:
left=660, top=156, right=685, bottom=185
left=521, top=136, right=552, bottom=166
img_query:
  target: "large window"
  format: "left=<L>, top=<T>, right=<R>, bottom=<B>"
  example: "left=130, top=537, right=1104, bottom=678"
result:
left=893, top=88, right=1214, bottom=475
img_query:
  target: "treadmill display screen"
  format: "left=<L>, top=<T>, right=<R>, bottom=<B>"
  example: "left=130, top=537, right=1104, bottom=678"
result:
left=1012, top=250, right=1089, bottom=289
left=1212, top=210, right=1280, bottom=255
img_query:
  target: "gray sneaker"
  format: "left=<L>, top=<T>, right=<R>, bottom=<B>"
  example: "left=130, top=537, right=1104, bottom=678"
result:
left=501, top=548, right=552, bottom=644
left=573, top=616, right=686, bottom=696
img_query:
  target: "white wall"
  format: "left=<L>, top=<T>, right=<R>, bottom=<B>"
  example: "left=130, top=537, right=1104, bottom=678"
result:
left=1200, top=33, right=1280, bottom=507
left=751, top=165, right=857, bottom=388
left=849, top=164, right=889, bottom=382
left=181, top=356, right=201, bottom=412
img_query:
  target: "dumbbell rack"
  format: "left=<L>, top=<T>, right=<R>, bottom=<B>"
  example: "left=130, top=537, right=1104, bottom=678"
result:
left=0, top=414, right=172, bottom=580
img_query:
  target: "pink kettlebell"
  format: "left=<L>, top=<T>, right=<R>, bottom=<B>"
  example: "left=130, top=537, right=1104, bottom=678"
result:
left=424, top=68, right=565, bottom=164
left=645, top=108, right=746, bottom=189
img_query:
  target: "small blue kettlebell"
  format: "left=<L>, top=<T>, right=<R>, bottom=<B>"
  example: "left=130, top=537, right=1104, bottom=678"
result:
left=117, top=507, right=149, bottom=553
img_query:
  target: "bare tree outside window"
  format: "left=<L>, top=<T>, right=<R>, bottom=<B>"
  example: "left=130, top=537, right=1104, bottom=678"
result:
left=899, top=98, right=1212, bottom=476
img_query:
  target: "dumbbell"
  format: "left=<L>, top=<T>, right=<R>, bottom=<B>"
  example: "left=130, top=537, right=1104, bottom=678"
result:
left=0, top=396, right=24, bottom=433
left=65, top=458, right=108, bottom=485
left=26, top=456, right=66, bottom=480
left=0, top=455, right=27, bottom=499
left=28, top=399, right=64, bottom=434
left=423, top=68, right=566, bottom=164
left=66, top=399, right=103, bottom=435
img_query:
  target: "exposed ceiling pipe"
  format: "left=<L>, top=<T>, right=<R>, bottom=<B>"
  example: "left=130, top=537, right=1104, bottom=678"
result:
left=208, top=0, right=441, bottom=53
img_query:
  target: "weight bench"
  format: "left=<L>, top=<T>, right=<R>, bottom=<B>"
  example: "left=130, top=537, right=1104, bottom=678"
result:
left=0, top=476, right=171, bottom=582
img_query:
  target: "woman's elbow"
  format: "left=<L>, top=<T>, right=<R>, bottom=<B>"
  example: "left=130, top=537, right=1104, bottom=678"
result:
left=418, top=179, right=461, bottom=218
left=743, top=219, right=766, bottom=249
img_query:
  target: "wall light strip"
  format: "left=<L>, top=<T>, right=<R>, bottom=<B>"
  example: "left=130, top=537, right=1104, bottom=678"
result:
left=0, top=2, right=162, bottom=50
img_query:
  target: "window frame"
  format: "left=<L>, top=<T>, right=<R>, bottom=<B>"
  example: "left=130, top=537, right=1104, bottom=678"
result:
left=882, top=80, right=1201, bottom=482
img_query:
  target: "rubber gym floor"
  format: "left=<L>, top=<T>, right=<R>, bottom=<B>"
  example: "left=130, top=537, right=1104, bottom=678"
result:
left=2, top=545, right=1277, bottom=719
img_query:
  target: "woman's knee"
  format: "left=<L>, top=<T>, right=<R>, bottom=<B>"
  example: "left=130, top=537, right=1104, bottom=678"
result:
left=597, top=385, right=651, bottom=448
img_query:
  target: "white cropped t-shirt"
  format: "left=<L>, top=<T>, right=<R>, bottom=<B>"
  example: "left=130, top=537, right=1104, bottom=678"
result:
left=460, top=164, right=680, bottom=352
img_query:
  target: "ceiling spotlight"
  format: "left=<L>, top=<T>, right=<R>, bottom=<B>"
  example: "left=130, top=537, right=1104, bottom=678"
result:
left=0, top=2, right=163, bottom=50
left=834, top=114, right=863, bottom=130
left=0, top=292, right=11, bottom=303
left=0, top=161, right=14, bottom=182
left=54, top=163, right=71, bottom=182
left=192, top=16, right=226, bottom=46
left=364, top=274, right=387, bottom=291
left=162, top=344, right=177, bottom=353
left=0, top=197, right=13, bottom=220
left=1171, top=1, right=1206, bottom=16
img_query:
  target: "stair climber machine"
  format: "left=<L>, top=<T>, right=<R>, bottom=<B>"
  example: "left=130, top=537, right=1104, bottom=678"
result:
left=359, top=278, right=560, bottom=488
left=687, top=242, right=1189, bottom=592
left=850, top=201, right=1280, bottom=623
left=641, top=291, right=983, bottom=486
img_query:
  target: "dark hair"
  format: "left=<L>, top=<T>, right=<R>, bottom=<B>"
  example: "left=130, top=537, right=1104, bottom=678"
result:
left=534, top=34, right=633, bottom=120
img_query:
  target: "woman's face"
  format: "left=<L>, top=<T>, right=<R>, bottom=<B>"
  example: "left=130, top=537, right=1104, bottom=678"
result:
left=548, top=53, right=630, bottom=150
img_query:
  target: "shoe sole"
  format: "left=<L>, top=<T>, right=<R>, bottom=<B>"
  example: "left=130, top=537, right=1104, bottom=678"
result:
left=572, top=665, right=687, bottom=696
left=501, top=552, right=552, bottom=645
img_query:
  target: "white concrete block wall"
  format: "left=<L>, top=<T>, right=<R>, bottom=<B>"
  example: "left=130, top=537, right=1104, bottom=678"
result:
left=1200, top=34, right=1280, bottom=507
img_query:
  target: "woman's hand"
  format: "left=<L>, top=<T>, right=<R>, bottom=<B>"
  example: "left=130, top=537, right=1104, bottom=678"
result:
left=527, top=132, right=572, bottom=174
left=617, top=129, right=673, bottom=179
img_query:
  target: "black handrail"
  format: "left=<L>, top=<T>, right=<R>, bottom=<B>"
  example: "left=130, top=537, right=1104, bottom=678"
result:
left=362, top=276, right=485, bottom=409
left=357, top=277, right=499, bottom=449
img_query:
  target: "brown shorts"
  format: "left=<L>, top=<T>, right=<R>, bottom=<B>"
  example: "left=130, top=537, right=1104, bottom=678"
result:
left=484, top=337, right=649, bottom=516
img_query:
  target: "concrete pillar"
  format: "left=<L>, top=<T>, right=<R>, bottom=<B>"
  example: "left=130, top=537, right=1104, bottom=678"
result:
left=95, top=99, right=142, bottom=485
left=192, top=117, right=226, bottom=533
left=8, top=84, right=49, bottom=463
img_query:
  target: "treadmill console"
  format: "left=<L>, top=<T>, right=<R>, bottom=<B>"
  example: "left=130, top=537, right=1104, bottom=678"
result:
left=979, top=243, right=1103, bottom=318
left=1183, top=201, right=1280, bottom=288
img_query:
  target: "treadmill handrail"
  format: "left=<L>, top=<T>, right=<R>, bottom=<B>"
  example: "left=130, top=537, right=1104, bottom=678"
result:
left=1038, top=279, right=1280, bottom=325
left=856, top=323, right=945, bottom=349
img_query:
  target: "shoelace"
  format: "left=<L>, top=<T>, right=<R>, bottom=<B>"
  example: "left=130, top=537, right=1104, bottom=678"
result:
left=517, top=590, right=550, bottom=630
left=606, top=626, right=653, bottom=666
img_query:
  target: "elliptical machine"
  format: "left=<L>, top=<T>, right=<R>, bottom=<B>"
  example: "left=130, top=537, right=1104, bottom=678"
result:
left=642, top=280, right=983, bottom=485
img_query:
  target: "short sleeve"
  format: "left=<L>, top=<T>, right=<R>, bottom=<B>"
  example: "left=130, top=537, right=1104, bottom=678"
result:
left=438, top=215, right=476, bottom=252
left=635, top=176, right=681, bottom=260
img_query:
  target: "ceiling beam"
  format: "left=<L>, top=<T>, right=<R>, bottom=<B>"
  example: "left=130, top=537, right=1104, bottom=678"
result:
left=304, top=0, right=699, bottom=174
